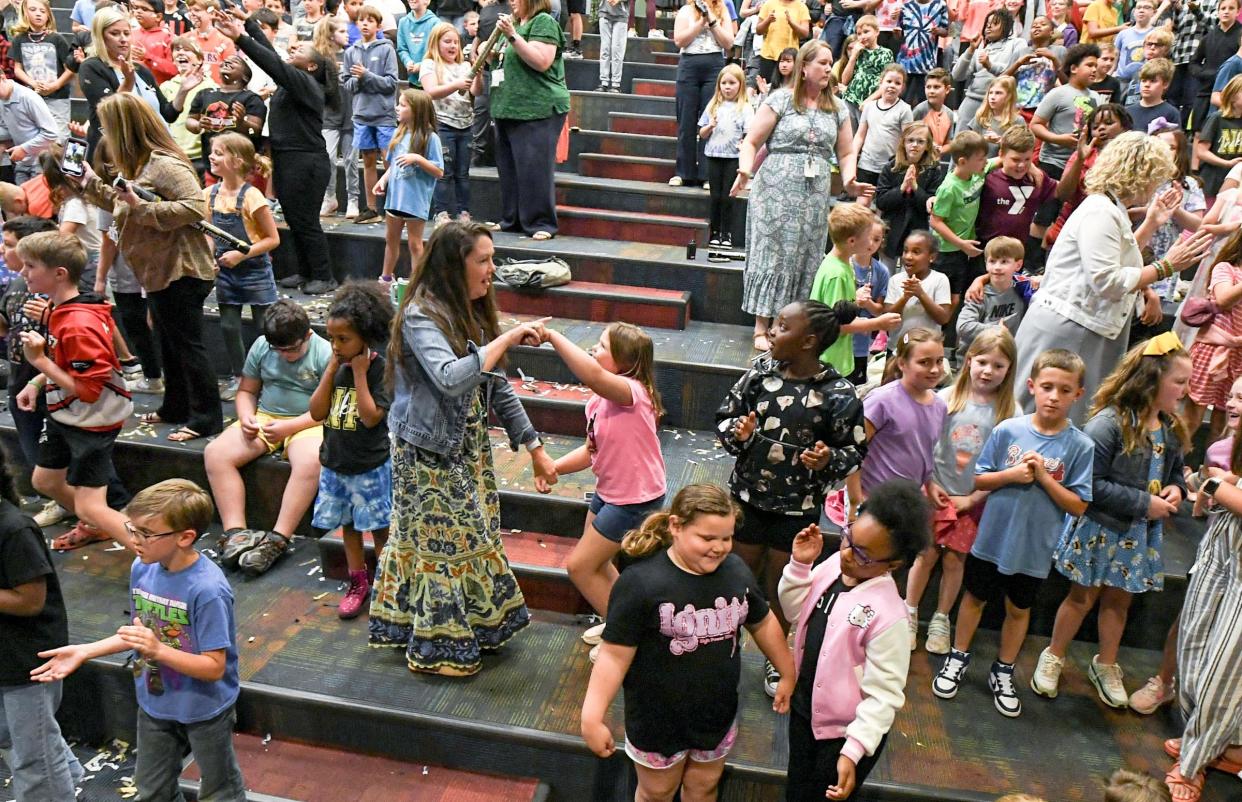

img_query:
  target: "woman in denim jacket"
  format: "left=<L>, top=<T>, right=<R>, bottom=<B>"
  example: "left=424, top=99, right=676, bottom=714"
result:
left=1012, top=132, right=1212, bottom=422
left=369, top=221, right=557, bottom=676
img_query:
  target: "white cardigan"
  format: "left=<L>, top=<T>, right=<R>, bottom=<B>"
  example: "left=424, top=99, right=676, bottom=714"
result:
left=1033, top=192, right=1144, bottom=340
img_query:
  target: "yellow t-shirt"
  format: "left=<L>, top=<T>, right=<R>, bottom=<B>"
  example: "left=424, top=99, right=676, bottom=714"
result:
left=160, top=76, right=217, bottom=161
left=759, top=0, right=811, bottom=60
left=204, top=183, right=269, bottom=247
left=1081, top=0, right=1121, bottom=45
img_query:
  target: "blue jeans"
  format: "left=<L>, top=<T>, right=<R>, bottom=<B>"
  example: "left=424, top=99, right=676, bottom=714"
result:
left=135, top=706, right=244, bottom=802
left=0, top=681, right=84, bottom=802
left=432, top=124, right=472, bottom=218
left=819, top=15, right=850, bottom=60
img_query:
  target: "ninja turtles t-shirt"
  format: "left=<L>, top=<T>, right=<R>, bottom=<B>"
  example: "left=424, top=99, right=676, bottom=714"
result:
left=603, top=551, right=768, bottom=755
left=130, top=555, right=239, bottom=723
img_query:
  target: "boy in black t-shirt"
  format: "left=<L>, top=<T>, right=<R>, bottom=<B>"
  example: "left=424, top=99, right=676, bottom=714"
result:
left=186, top=54, right=268, bottom=176
left=0, top=446, right=83, bottom=799
left=308, top=283, right=394, bottom=619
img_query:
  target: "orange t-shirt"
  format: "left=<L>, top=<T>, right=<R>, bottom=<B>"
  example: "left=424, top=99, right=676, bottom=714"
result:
left=21, top=175, right=54, bottom=219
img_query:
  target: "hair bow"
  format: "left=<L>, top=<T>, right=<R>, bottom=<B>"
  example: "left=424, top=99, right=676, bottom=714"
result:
left=1142, top=330, right=1183, bottom=356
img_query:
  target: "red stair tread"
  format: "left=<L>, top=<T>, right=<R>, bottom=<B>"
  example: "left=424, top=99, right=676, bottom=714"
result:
left=183, top=734, right=543, bottom=802
left=508, top=376, right=593, bottom=405
left=501, top=278, right=687, bottom=302
left=501, top=528, right=579, bottom=570
left=555, top=204, right=706, bottom=226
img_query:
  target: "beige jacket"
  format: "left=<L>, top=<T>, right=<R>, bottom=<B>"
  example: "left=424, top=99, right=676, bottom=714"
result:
left=83, top=151, right=216, bottom=293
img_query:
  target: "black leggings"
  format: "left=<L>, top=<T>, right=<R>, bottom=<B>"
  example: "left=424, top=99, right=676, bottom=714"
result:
left=112, top=291, right=161, bottom=380
left=273, top=149, right=333, bottom=282
left=219, top=303, right=271, bottom=377
left=146, top=277, right=223, bottom=436
left=706, top=156, right=738, bottom=237
left=785, top=709, right=886, bottom=802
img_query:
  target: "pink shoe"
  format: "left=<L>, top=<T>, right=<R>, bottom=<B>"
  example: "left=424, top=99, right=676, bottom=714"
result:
left=825, top=490, right=848, bottom=528
left=338, top=569, right=370, bottom=619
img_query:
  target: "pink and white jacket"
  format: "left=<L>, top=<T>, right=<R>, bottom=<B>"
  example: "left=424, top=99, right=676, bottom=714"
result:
left=778, top=552, right=911, bottom=765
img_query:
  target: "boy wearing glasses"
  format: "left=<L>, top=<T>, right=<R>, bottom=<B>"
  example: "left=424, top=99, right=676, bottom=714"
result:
left=13, top=232, right=133, bottom=551
left=777, top=480, right=931, bottom=802
left=932, top=349, right=1092, bottom=718
left=204, top=299, right=330, bottom=576
left=31, top=479, right=246, bottom=801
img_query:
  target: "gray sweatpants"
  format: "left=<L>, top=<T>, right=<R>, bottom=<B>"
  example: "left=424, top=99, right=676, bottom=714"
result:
left=599, top=15, right=628, bottom=88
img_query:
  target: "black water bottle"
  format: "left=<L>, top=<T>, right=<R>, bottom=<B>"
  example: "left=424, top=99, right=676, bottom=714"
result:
left=686, top=239, right=697, bottom=260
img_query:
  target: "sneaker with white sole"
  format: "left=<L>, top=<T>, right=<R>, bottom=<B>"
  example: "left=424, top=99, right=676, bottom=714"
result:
left=989, top=661, right=1022, bottom=717
left=238, top=531, right=290, bottom=576
left=128, top=376, right=165, bottom=394
left=1088, top=656, right=1128, bottom=708
left=925, top=612, right=951, bottom=655
left=1030, top=647, right=1064, bottom=699
left=1129, top=675, right=1176, bottom=714
left=34, top=500, right=71, bottom=528
left=219, top=377, right=240, bottom=402
left=220, top=528, right=265, bottom=570
left=763, top=659, right=780, bottom=698
left=589, top=643, right=600, bottom=663
left=345, top=199, right=360, bottom=219
left=320, top=197, right=338, bottom=216
left=668, top=176, right=683, bottom=186
left=907, top=610, right=918, bottom=651
left=582, top=621, right=606, bottom=645
left=932, top=649, right=970, bottom=699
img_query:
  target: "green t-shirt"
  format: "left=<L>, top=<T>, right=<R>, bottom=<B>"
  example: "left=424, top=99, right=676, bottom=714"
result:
left=489, top=13, right=571, bottom=121
left=931, top=169, right=985, bottom=253
left=843, top=46, right=895, bottom=106
left=243, top=332, right=333, bottom=416
left=809, top=252, right=856, bottom=376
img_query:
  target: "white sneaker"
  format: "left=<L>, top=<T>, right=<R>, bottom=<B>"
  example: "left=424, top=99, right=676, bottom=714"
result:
left=433, top=211, right=452, bottom=228
left=1089, top=656, right=1129, bottom=708
left=925, top=612, right=951, bottom=655
left=1030, top=647, right=1064, bottom=699
left=582, top=621, right=606, bottom=645
left=345, top=199, right=360, bottom=219
left=219, top=377, right=240, bottom=402
left=34, top=500, right=70, bottom=528
left=320, top=197, right=338, bottom=216
left=128, top=376, right=164, bottom=394
left=1129, top=675, right=1176, bottom=714
left=668, top=176, right=683, bottom=186
left=648, top=28, right=665, bottom=38
left=589, top=643, right=601, bottom=663
left=907, top=610, right=918, bottom=651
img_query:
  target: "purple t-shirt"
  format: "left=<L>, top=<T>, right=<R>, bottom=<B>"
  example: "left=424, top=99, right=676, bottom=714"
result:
left=977, top=167, right=1058, bottom=242
left=1206, top=435, right=1235, bottom=471
left=860, top=380, right=948, bottom=494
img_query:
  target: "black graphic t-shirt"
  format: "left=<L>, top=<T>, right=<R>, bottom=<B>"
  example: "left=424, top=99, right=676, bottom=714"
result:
left=1199, top=112, right=1242, bottom=196
left=603, top=551, right=769, bottom=755
left=791, top=575, right=849, bottom=718
left=11, top=33, right=73, bottom=100
left=0, top=499, right=67, bottom=686
left=189, top=87, right=268, bottom=155
left=319, top=353, right=392, bottom=475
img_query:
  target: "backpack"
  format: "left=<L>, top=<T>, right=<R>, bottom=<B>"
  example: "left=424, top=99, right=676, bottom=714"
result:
left=495, top=257, right=572, bottom=290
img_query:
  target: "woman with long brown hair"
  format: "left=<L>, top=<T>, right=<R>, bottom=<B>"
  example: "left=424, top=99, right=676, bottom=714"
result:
left=369, top=221, right=557, bottom=676
left=76, top=92, right=221, bottom=442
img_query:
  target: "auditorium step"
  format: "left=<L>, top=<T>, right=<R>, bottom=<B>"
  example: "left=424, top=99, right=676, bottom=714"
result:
left=654, top=51, right=679, bottom=66
left=609, top=110, right=679, bottom=136
left=495, top=279, right=691, bottom=330
left=571, top=90, right=674, bottom=132
left=508, top=376, right=592, bottom=436
left=180, top=733, right=550, bottom=802
left=568, top=128, right=676, bottom=165
left=578, top=152, right=676, bottom=183
left=579, top=31, right=679, bottom=63
left=563, top=57, right=677, bottom=93
left=554, top=204, right=708, bottom=246
left=317, top=528, right=590, bottom=615
left=632, top=78, right=677, bottom=97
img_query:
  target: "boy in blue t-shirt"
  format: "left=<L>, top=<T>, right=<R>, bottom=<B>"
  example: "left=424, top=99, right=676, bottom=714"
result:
left=31, top=480, right=245, bottom=800
left=931, top=349, right=1093, bottom=719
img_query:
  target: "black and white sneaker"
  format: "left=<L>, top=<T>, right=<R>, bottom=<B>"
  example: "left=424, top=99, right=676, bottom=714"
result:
left=721, top=232, right=733, bottom=248
left=709, top=232, right=722, bottom=246
left=932, top=649, right=971, bottom=699
left=763, top=659, right=780, bottom=698
left=989, top=661, right=1022, bottom=718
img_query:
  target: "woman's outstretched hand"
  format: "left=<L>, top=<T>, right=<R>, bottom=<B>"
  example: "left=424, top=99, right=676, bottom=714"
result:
left=1165, top=228, right=1214, bottom=271
left=531, top=446, right=558, bottom=493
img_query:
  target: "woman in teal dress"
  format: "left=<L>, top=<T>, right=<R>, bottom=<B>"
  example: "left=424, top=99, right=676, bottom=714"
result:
left=368, top=221, right=558, bottom=675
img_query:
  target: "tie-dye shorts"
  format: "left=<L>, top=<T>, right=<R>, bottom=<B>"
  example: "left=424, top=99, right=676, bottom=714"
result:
left=623, top=721, right=738, bottom=770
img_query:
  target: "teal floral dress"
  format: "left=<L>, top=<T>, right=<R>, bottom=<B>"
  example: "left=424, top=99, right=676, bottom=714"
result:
left=1054, top=429, right=1165, bottom=593
left=368, top=388, right=530, bottom=675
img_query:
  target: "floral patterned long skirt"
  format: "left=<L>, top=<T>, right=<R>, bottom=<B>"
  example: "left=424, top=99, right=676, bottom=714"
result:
left=368, top=391, right=530, bottom=675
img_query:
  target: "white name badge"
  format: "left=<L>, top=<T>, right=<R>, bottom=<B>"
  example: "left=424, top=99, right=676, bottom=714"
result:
left=492, top=68, right=505, bottom=87
left=804, top=159, right=819, bottom=179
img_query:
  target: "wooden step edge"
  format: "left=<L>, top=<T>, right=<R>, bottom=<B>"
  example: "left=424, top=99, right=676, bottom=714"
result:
left=498, top=279, right=690, bottom=305
left=576, top=128, right=677, bottom=143
left=578, top=152, right=675, bottom=167
left=632, top=78, right=676, bottom=86
left=555, top=205, right=709, bottom=227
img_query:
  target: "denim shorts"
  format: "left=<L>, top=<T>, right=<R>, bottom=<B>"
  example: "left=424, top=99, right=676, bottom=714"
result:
left=313, top=460, right=393, bottom=533
left=589, top=492, right=666, bottom=543
left=215, top=261, right=277, bottom=306
left=355, top=124, right=396, bottom=153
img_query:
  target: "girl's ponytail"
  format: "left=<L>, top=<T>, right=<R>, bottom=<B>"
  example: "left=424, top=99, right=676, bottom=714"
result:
left=621, top=484, right=741, bottom=558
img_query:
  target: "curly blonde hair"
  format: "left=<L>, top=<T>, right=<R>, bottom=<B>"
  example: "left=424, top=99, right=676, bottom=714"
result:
left=1083, top=131, right=1176, bottom=202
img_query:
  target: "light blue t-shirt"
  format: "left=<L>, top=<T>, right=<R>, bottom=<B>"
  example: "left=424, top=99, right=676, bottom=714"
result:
left=384, top=131, right=443, bottom=221
left=971, top=415, right=1094, bottom=578
left=70, top=0, right=96, bottom=28
left=130, top=556, right=239, bottom=723
left=243, top=332, right=332, bottom=417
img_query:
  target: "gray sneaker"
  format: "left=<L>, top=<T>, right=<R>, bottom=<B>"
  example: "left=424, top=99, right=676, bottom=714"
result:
left=925, top=612, right=951, bottom=655
left=128, top=376, right=165, bottom=394
left=238, top=531, right=290, bottom=576
left=1088, top=656, right=1128, bottom=708
left=34, top=499, right=71, bottom=528
left=219, top=528, right=265, bottom=569
left=219, top=377, right=240, bottom=402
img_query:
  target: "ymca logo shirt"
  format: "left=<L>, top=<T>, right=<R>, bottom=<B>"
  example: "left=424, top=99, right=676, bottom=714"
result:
left=603, top=551, right=769, bottom=755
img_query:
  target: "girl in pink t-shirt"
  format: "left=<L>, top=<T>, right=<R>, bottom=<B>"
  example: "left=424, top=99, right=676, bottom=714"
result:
left=536, top=322, right=667, bottom=660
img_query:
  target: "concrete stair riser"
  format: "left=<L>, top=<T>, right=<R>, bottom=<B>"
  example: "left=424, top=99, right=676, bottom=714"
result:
left=609, top=111, right=678, bottom=136
left=631, top=78, right=677, bottom=97
left=571, top=90, right=674, bottom=131
left=494, top=282, right=691, bottom=330
left=567, top=129, right=677, bottom=166
left=553, top=205, right=707, bottom=247
left=578, top=152, right=675, bottom=183
left=562, top=57, right=677, bottom=92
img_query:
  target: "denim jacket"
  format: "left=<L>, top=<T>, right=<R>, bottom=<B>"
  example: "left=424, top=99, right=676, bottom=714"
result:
left=388, top=304, right=537, bottom=456
left=1081, top=407, right=1186, bottom=533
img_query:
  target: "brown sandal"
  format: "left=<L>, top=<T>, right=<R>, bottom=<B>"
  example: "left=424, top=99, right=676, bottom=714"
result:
left=51, top=521, right=109, bottom=551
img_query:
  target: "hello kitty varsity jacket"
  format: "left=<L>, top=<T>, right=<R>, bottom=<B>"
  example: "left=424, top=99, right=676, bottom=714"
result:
left=778, top=551, right=910, bottom=763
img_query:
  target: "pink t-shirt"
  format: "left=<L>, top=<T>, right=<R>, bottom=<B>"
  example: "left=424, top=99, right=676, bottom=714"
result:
left=586, top=377, right=666, bottom=505
left=1206, top=435, right=1235, bottom=471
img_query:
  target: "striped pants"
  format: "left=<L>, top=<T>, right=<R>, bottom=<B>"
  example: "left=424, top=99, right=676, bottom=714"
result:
left=1176, top=510, right=1242, bottom=777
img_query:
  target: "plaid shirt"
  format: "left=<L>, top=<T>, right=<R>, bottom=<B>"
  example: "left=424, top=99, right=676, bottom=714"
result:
left=1166, top=0, right=1217, bottom=65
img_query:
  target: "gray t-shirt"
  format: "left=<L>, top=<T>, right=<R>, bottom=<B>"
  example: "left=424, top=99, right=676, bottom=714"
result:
left=1033, top=84, right=1099, bottom=170
left=932, top=389, right=1005, bottom=496
left=955, top=281, right=1026, bottom=352
left=857, top=98, right=914, bottom=173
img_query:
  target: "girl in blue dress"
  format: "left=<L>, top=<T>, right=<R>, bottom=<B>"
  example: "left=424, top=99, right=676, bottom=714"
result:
left=1030, top=332, right=1191, bottom=709
left=375, top=88, right=443, bottom=283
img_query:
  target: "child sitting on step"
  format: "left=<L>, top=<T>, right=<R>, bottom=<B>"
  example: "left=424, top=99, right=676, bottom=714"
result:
left=532, top=321, right=666, bottom=662
left=204, top=299, right=331, bottom=577
left=580, top=484, right=795, bottom=800
left=32, top=479, right=246, bottom=802
left=716, top=299, right=869, bottom=697
left=308, top=282, right=395, bottom=619
left=779, top=480, right=931, bottom=802
left=698, top=64, right=752, bottom=249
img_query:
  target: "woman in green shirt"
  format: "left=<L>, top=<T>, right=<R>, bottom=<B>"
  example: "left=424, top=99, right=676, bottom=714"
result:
left=490, top=0, right=570, bottom=239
